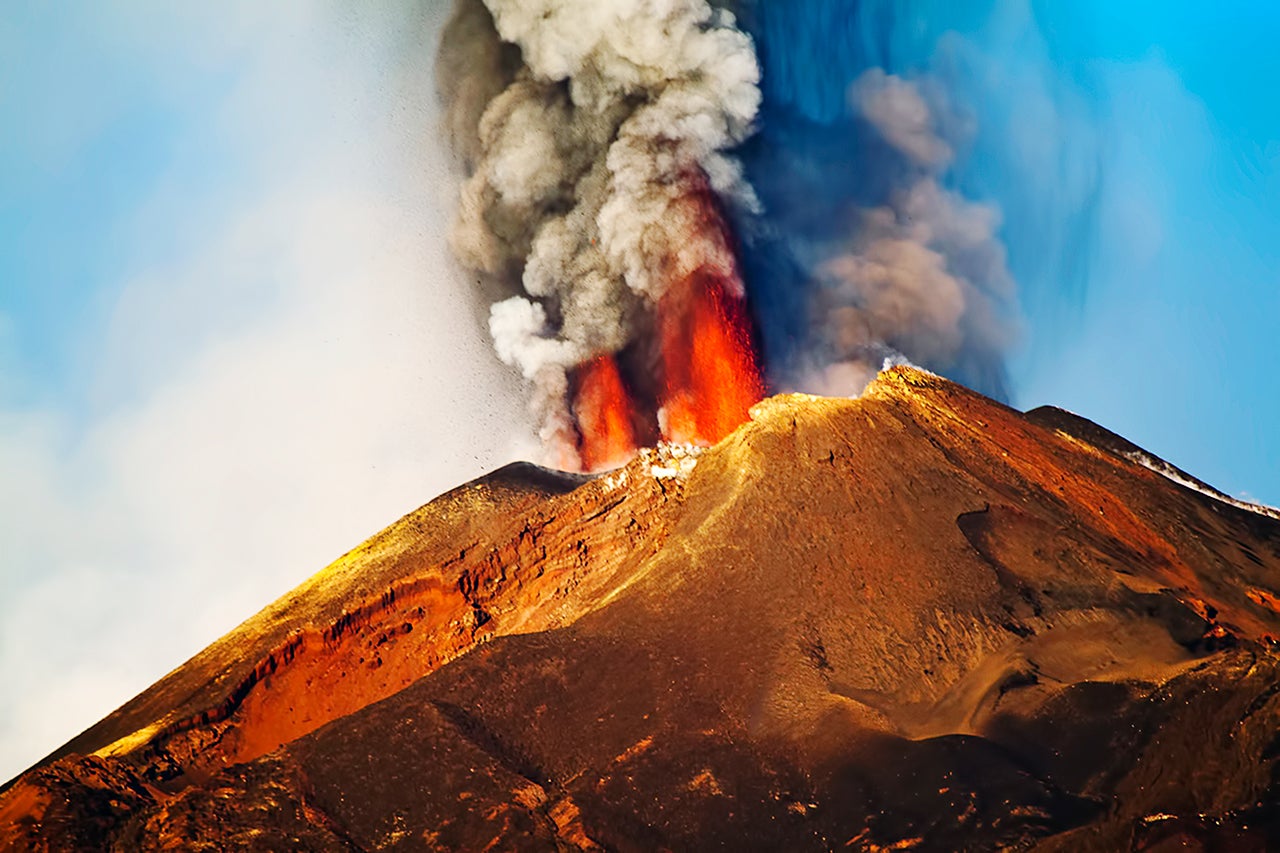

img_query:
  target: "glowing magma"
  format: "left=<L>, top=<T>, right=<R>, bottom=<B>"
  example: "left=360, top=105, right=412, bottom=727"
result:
left=657, top=179, right=765, bottom=447
left=573, top=355, right=639, bottom=472
left=659, top=271, right=764, bottom=446
left=572, top=180, right=764, bottom=471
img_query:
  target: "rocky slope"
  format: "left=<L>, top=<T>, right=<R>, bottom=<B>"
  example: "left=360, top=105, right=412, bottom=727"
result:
left=3, top=366, right=1280, bottom=851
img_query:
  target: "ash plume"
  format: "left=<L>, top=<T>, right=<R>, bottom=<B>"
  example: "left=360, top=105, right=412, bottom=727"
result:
left=437, top=0, right=1027, bottom=465
left=800, top=68, right=1017, bottom=396
left=437, top=0, right=760, bottom=467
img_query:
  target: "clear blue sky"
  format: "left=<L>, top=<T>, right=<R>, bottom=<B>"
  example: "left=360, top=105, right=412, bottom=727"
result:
left=1008, top=0, right=1280, bottom=506
left=1, top=1, right=1277, bottom=781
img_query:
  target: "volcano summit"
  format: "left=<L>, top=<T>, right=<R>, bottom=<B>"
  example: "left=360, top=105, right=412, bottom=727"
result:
left=3, top=367, right=1280, bottom=850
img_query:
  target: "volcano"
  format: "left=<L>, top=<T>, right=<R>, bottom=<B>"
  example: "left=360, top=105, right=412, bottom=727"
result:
left=4, top=367, right=1280, bottom=850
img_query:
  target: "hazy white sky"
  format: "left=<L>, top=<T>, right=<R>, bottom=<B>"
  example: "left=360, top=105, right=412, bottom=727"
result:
left=0, top=2, right=531, bottom=781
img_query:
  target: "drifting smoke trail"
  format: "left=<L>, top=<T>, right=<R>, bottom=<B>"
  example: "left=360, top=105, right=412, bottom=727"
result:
left=732, top=0, right=1021, bottom=399
left=438, top=0, right=1045, bottom=468
left=798, top=67, right=1016, bottom=397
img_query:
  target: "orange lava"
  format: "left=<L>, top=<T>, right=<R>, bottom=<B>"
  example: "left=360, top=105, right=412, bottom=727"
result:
left=573, top=354, right=638, bottom=471
left=568, top=173, right=764, bottom=462
left=660, top=270, right=764, bottom=445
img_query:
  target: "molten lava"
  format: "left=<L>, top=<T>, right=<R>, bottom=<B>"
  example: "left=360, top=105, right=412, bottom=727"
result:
left=568, top=175, right=765, bottom=466
left=572, top=354, right=638, bottom=472
left=659, top=270, right=765, bottom=445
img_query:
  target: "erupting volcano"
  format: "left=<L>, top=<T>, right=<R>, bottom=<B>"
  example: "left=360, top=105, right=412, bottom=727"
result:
left=8, top=0, right=1280, bottom=849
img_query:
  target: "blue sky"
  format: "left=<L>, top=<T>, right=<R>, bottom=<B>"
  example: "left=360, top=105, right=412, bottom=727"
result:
left=1, top=1, right=1277, bottom=782
left=855, top=0, right=1280, bottom=504
left=1007, top=0, right=1280, bottom=505
left=2, top=8, right=241, bottom=406
left=855, top=0, right=1280, bottom=505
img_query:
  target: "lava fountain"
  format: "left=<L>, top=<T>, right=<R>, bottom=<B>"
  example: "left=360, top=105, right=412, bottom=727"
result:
left=568, top=182, right=765, bottom=470
left=569, top=266, right=766, bottom=472
left=572, top=354, right=640, bottom=472
left=656, top=182, right=765, bottom=447
left=658, top=270, right=764, bottom=446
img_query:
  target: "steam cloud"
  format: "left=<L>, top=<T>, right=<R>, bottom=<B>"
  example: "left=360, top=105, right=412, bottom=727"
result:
left=438, top=0, right=1023, bottom=464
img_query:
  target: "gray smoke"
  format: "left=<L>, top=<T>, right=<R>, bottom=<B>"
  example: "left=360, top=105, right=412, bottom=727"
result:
left=437, top=1, right=1021, bottom=459
left=801, top=68, right=1018, bottom=396
left=438, top=0, right=760, bottom=466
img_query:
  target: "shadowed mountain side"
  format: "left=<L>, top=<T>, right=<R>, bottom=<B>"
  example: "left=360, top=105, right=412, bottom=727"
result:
left=3, top=367, right=1280, bottom=850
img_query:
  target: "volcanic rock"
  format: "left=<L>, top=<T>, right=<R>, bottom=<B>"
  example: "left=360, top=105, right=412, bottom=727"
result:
left=4, top=366, right=1280, bottom=851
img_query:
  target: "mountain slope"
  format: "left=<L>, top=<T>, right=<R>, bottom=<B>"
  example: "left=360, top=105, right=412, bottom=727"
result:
left=4, top=367, right=1280, bottom=851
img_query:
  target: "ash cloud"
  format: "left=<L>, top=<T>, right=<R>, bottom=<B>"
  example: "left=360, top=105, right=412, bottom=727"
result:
left=800, top=68, right=1017, bottom=397
left=438, top=0, right=759, bottom=465
left=439, top=0, right=1074, bottom=458
left=732, top=0, right=1107, bottom=400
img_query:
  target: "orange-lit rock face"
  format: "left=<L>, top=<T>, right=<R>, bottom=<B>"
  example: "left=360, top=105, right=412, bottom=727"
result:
left=659, top=269, right=764, bottom=446
left=572, top=355, right=638, bottom=472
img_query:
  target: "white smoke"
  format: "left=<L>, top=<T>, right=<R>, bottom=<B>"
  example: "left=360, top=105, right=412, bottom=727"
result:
left=439, top=0, right=760, bottom=464
left=804, top=68, right=1018, bottom=397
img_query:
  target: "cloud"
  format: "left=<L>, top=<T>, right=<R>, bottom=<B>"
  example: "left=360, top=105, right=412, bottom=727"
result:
left=0, top=3, right=530, bottom=781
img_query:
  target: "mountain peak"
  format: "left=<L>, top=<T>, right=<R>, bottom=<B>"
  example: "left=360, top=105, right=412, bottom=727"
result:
left=5, top=371, right=1280, bottom=850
